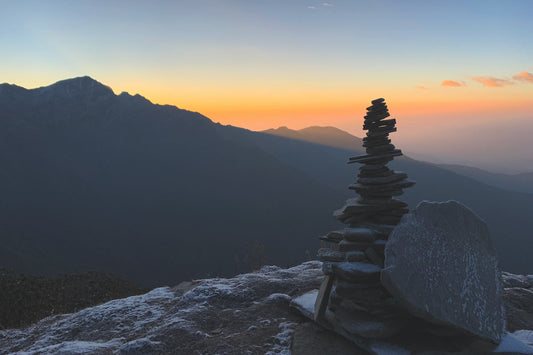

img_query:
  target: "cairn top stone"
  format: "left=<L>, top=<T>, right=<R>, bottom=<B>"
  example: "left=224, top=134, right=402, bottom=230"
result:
left=381, top=200, right=505, bottom=343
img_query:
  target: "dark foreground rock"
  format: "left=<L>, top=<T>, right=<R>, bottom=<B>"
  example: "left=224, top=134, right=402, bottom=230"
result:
left=0, top=269, right=148, bottom=330
left=503, top=272, right=533, bottom=332
left=0, top=262, right=325, bottom=354
left=381, top=200, right=505, bottom=343
left=1, top=261, right=532, bottom=354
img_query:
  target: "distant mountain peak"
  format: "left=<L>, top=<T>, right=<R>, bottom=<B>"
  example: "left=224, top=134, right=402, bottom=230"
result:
left=38, top=76, right=115, bottom=99
left=262, top=125, right=363, bottom=152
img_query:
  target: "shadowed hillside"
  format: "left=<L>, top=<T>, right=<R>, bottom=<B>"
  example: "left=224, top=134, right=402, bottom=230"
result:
left=1, top=77, right=532, bottom=288
left=0, top=268, right=148, bottom=329
left=0, top=77, right=342, bottom=287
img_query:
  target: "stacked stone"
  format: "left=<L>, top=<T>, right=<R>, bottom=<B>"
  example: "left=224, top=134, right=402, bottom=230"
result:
left=315, top=98, right=416, bottom=339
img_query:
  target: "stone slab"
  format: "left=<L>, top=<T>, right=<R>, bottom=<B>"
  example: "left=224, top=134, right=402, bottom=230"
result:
left=315, top=275, right=335, bottom=321
left=348, top=149, right=402, bottom=164
left=318, top=248, right=345, bottom=262
left=381, top=200, right=505, bottom=343
left=338, top=240, right=374, bottom=252
left=342, top=227, right=383, bottom=242
left=332, top=261, right=381, bottom=282
left=358, top=172, right=407, bottom=185
left=345, top=251, right=367, bottom=262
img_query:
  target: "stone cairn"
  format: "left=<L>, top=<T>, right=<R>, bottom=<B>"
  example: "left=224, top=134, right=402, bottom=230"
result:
left=314, top=98, right=415, bottom=337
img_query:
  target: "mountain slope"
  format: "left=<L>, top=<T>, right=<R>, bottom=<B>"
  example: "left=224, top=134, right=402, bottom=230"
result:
left=0, top=77, right=343, bottom=287
left=262, top=125, right=533, bottom=194
left=262, top=125, right=363, bottom=152
left=2, top=77, right=533, bottom=288
left=437, top=163, right=533, bottom=194
left=256, top=127, right=533, bottom=274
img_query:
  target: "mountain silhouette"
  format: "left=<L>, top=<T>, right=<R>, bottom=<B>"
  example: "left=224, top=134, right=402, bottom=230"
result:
left=0, top=77, right=343, bottom=287
left=436, top=164, right=533, bottom=194
left=1, top=77, right=532, bottom=287
left=262, top=126, right=363, bottom=152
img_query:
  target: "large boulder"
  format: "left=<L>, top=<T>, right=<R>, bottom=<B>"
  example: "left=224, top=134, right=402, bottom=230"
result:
left=381, top=200, right=505, bottom=343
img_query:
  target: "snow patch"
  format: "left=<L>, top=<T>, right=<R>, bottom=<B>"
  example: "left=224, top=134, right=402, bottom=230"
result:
left=15, top=338, right=123, bottom=355
left=118, top=337, right=162, bottom=353
left=290, top=289, right=318, bottom=319
left=514, top=330, right=533, bottom=347
left=494, top=332, right=533, bottom=354
left=265, top=321, right=298, bottom=355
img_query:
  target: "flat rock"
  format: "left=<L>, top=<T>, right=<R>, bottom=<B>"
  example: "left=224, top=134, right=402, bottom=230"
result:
left=333, top=200, right=402, bottom=220
left=358, top=172, right=408, bottom=185
left=348, top=149, right=402, bottom=164
left=318, top=248, right=345, bottom=262
left=345, top=251, right=367, bottom=262
left=334, top=281, right=389, bottom=304
left=365, top=145, right=396, bottom=155
left=358, top=170, right=394, bottom=178
left=381, top=200, right=505, bottom=343
left=332, top=261, right=381, bottom=282
left=365, top=127, right=397, bottom=137
left=322, top=231, right=343, bottom=243
left=338, top=240, right=374, bottom=252
left=291, top=322, right=367, bottom=355
left=335, top=307, right=406, bottom=338
left=359, top=223, right=396, bottom=235
left=342, top=227, right=383, bottom=242
left=349, top=180, right=415, bottom=192
left=363, top=137, right=391, bottom=145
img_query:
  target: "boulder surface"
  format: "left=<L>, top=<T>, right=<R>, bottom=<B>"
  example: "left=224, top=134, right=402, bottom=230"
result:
left=381, top=200, right=505, bottom=343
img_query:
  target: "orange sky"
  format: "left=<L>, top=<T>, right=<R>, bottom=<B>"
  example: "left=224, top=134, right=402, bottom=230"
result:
left=2, top=1, right=532, bottom=172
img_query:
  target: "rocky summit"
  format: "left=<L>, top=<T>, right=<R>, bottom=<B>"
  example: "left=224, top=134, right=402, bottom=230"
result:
left=0, top=261, right=532, bottom=354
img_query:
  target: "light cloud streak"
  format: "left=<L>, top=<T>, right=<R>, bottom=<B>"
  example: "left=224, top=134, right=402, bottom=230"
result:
left=472, top=76, right=513, bottom=88
left=441, top=80, right=465, bottom=87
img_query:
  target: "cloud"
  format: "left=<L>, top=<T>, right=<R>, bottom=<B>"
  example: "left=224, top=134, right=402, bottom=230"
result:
left=308, top=3, right=332, bottom=9
left=441, top=80, right=465, bottom=87
left=472, top=76, right=513, bottom=88
left=513, top=71, right=533, bottom=83
left=415, top=86, right=429, bottom=90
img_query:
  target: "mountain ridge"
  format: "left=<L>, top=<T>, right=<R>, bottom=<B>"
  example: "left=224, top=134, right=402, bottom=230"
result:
left=262, top=125, right=533, bottom=194
left=262, top=125, right=364, bottom=152
left=0, top=77, right=343, bottom=287
left=2, top=77, right=533, bottom=287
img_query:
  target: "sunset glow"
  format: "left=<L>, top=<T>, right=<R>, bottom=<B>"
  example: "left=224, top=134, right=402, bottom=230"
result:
left=1, top=0, right=532, bottom=172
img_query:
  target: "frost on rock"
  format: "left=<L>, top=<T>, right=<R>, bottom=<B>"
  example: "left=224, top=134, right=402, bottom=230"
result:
left=290, top=289, right=318, bottom=319
left=514, top=330, right=533, bottom=347
left=0, top=261, right=324, bottom=354
left=14, top=338, right=124, bottom=355
left=265, top=321, right=298, bottom=355
left=494, top=332, right=533, bottom=354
